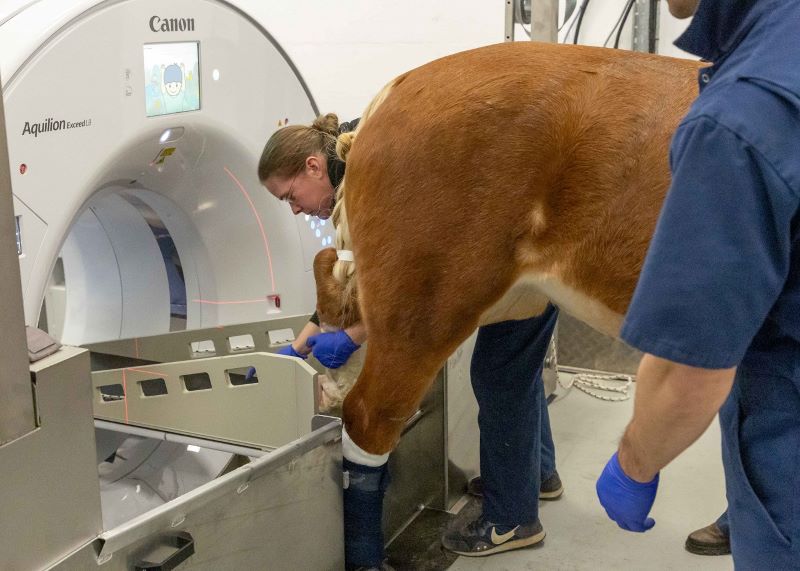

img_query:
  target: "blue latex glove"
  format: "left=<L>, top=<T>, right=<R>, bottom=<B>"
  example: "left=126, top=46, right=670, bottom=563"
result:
left=247, top=345, right=306, bottom=381
left=596, top=452, right=659, bottom=532
left=277, top=344, right=307, bottom=359
left=306, top=330, right=360, bottom=369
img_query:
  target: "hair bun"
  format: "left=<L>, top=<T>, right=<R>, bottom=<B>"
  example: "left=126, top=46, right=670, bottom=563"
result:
left=311, top=113, right=340, bottom=136
left=336, top=132, right=356, bottom=163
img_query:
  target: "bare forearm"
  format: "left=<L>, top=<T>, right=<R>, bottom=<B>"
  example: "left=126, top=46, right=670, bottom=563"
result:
left=293, top=321, right=321, bottom=354
left=618, top=354, right=735, bottom=482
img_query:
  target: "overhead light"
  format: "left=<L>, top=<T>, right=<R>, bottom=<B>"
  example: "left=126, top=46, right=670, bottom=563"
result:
left=159, top=126, right=185, bottom=144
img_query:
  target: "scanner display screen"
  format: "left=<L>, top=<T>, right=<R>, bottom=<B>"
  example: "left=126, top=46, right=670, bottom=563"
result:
left=144, top=42, right=200, bottom=117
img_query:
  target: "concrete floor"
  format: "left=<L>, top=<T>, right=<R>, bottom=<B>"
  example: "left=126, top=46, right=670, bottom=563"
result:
left=450, top=379, right=734, bottom=571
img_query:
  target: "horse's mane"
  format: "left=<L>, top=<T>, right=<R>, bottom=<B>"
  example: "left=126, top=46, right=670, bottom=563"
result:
left=331, top=74, right=405, bottom=296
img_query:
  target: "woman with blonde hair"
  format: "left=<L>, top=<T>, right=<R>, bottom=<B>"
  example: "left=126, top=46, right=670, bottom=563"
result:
left=257, top=114, right=366, bottom=371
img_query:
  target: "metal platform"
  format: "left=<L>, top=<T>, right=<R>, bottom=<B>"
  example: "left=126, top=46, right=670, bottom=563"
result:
left=0, top=342, right=346, bottom=570
left=83, top=314, right=483, bottom=558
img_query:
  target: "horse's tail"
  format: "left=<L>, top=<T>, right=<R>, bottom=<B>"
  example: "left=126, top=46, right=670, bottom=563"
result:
left=331, top=75, right=403, bottom=289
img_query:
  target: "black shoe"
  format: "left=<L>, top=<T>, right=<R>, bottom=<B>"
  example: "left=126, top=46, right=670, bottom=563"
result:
left=539, top=472, right=564, bottom=500
left=685, top=522, right=731, bottom=556
left=442, top=516, right=545, bottom=557
left=467, top=472, right=564, bottom=501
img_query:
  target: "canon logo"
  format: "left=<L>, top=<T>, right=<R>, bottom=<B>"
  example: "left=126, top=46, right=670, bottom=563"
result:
left=149, top=16, right=195, bottom=32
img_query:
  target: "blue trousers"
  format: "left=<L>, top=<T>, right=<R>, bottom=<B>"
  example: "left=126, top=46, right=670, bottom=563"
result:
left=471, top=305, right=558, bottom=526
left=720, top=364, right=800, bottom=568
left=716, top=510, right=729, bottom=536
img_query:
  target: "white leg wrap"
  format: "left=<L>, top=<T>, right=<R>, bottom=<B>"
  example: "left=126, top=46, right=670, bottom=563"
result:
left=342, top=426, right=389, bottom=467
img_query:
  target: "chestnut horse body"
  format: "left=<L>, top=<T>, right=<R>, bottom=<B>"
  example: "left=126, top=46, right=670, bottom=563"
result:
left=316, top=42, right=701, bottom=456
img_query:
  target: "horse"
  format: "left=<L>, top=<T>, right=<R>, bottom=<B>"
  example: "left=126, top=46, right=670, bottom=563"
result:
left=314, top=41, right=701, bottom=460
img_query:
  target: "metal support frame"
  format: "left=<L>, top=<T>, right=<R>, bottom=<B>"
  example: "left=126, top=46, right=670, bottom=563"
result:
left=632, top=0, right=660, bottom=53
left=505, top=0, right=559, bottom=43
left=530, top=0, right=558, bottom=42
left=86, top=320, right=474, bottom=544
left=504, top=0, right=515, bottom=42
left=0, top=68, right=37, bottom=445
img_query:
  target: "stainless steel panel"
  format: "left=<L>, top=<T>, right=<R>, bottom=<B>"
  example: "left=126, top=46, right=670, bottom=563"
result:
left=91, top=352, right=318, bottom=450
left=385, top=371, right=446, bottom=539
left=85, top=315, right=314, bottom=366
left=0, top=69, right=36, bottom=445
left=51, top=421, right=344, bottom=571
left=557, top=313, right=643, bottom=375
left=444, top=330, right=480, bottom=508
left=88, top=320, right=483, bottom=541
left=95, top=420, right=269, bottom=458
left=0, top=347, right=102, bottom=571
left=531, top=0, right=559, bottom=42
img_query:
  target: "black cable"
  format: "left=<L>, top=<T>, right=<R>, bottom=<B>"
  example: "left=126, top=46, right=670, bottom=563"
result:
left=648, top=0, right=659, bottom=53
left=603, top=2, right=631, bottom=47
left=572, top=0, right=591, bottom=44
left=613, top=0, right=637, bottom=49
left=559, top=0, right=578, bottom=32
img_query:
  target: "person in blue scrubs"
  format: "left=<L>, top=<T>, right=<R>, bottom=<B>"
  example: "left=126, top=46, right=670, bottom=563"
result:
left=596, top=0, right=800, bottom=567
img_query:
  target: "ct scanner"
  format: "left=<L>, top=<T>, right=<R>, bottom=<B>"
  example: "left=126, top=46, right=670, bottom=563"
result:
left=0, top=1, right=352, bottom=569
left=0, top=2, right=483, bottom=569
left=2, top=0, right=333, bottom=345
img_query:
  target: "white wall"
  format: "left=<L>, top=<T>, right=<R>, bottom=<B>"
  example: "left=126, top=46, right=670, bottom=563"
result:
left=232, top=0, right=696, bottom=120
left=236, top=1, right=504, bottom=119
left=559, top=0, right=693, bottom=58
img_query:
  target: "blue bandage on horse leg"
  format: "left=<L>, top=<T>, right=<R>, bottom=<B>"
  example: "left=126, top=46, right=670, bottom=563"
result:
left=343, top=458, right=390, bottom=570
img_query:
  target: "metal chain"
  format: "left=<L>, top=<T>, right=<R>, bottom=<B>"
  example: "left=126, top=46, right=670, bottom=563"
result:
left=548, top=323, right=632, bottom=402
left=558, top=372, right=632, bottom=402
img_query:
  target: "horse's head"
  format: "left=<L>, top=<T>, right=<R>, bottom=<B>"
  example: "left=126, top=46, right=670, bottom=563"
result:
left=311, top=247, right=364, bottom=414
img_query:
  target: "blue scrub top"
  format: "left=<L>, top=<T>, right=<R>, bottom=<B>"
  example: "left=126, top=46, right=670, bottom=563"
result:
left=620, top=0, right=800, bottom=374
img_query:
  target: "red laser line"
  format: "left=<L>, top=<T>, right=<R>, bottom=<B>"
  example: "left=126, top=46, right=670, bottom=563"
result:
left=126, top=367, right=169, bottom=377
left=191, top=298, right=269, bottom=305
left=224, top=166, right=276, bottom=292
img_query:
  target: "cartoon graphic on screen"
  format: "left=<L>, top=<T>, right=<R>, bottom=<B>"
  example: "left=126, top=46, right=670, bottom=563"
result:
left=163, top=63, right=184, bottom=96
left=161, top=63, right=186, bottom=113
left=144, top=42, right=200, bottom=117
